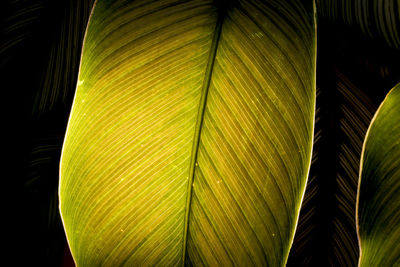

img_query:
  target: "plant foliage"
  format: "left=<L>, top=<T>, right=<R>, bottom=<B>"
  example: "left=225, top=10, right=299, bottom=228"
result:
left=59, top=0, right=315, bottom=265
left=3, top=0, right=400, bottom=266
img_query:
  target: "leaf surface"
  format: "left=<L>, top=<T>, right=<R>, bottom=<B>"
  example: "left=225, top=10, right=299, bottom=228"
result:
left=357, top=83, right=400, bottom=266
left=59, top=0, right=316, bottom=265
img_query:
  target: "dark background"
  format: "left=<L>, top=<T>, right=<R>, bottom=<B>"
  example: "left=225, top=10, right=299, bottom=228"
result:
left=2, top=0, right=399, bottom=266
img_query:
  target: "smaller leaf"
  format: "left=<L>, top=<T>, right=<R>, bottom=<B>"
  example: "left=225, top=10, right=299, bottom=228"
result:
left=357, top=83, right=400, bottom=266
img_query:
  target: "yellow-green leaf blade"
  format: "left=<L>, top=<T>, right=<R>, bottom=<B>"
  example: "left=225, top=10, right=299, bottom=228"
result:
left=187, top=1, right=316, bottom=266
left=59, top=0, right=316, bottom=266
left=357, top=83, right=400, bottom=266
left=60, top=0, right=217, bottom=265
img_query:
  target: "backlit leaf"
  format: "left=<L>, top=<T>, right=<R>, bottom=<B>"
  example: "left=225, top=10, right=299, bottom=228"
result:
left=59, top=0, right=316, bottom=265
left=357, top=83, right=400, bottom=266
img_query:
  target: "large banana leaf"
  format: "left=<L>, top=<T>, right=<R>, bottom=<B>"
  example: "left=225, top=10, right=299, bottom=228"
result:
left=59, top=0, right=316, bottom=265
left=357, top=83, right=400, bottom=266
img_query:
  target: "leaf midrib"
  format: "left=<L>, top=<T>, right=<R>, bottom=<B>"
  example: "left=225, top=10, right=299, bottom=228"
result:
left=182, top=7, right=225, bottom=265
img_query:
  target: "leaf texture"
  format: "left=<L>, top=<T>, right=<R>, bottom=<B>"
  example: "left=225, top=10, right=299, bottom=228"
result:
left=59, top=0, right=316, bottom=265
left=357, top=83, right=400, bottom=266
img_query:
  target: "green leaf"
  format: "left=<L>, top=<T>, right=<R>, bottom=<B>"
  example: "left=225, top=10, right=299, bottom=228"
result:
left=59, top=0, right=316, bottom=265
left=357, top=83, right=400, bottom=266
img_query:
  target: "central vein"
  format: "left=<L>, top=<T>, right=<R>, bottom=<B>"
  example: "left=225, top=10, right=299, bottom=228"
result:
left=181, top=8, right=225, bottom=265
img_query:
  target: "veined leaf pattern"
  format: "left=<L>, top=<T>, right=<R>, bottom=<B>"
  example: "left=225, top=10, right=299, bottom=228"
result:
left=59, top=0, right=316, bottom=265
left=357, top=84, right=400, bottom=266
